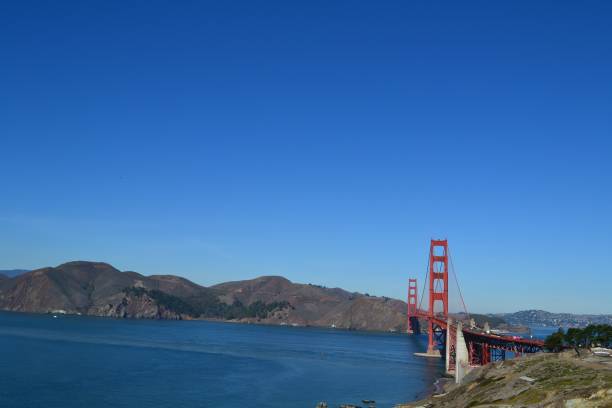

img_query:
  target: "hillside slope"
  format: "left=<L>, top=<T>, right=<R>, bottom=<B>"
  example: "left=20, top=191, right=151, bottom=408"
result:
left=399, top=350, right=612, bottom=407
left=500, top=309, right=612, bottom=327
left=0, top=262, right=213, bottom=319
left=0, top=269, right=29, bottom=278
left=0, top=261, right=407, bottom=331
left=214, top=276, right=407, bottom=331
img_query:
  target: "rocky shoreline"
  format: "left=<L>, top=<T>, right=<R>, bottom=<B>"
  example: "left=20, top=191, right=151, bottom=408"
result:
left=396, top=350, right=612, bottom=407
left=1, top=307, right=412, bottom=337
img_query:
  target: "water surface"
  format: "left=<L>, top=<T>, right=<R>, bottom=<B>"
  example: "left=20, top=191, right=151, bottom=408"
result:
left=0, top=312, right=442, bottom=407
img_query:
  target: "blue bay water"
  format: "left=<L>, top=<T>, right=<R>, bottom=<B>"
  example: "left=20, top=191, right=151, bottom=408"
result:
left=0, top=312, right=443, bottom=407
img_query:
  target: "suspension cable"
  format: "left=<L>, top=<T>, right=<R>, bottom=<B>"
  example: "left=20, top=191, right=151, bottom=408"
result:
left=418, top=247, right=430, bottom=312
left=448, top=247, right=469, bottom=317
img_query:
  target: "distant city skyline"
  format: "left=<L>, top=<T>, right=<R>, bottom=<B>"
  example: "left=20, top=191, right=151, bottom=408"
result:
left=1, top=1, right=611, bottom=314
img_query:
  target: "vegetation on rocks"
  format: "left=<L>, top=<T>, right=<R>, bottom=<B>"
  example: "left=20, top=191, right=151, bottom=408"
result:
left=0, top=261, right=408, bottom=331
left=398, top=350, right=612, bottom=407
left=124, top=287, right=292, bottom=320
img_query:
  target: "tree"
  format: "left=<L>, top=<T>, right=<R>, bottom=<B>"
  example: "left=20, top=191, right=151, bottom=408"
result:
left=544, top=324, right=612, bottom=353
left=544, top=328, right=565, bottom=352
left=565, top=328, right=582, bottom=346
left=565, top=327, right=583, bottom=355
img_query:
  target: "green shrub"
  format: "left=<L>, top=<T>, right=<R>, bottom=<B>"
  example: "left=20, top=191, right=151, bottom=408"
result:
left=123, top=287, right=292, bottom=319
left=544, top=324, right=612, bottom=351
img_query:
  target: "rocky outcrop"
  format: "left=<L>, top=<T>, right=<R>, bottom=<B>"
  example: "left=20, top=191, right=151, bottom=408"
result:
left=88, top=291, right=182, bottom=319
left=398, top=350, right=612, bottom=407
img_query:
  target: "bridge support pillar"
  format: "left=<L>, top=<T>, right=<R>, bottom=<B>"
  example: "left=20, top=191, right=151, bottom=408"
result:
left=426, top=338, right=441, bottom=356
left=455, top=322, right=471, bottom=384
left=445, top=317, right=455, bottom=374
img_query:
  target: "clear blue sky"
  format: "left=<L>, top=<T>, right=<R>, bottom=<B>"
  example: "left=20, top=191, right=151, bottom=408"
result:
left=1, top=1, right=610, bottom=314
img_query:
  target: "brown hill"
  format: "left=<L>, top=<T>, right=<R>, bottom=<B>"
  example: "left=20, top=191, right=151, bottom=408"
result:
left=0, top=261, right=408, bottom=332
left=0, top=261, right=210, bottom=319
left=213, top=276, right=407, bottom=331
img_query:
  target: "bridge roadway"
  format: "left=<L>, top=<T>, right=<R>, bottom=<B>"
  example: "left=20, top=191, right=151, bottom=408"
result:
left=408, top=240, right=545, bottom=382
left=415, top=312, right=545, bottom=369
left=426, top=314, right=544, bottom=349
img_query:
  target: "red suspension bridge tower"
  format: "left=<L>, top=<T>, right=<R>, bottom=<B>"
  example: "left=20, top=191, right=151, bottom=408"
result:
left=408, top=239, right=545, bottom=378
left=427, top=239, right=449, bottom=354
left=407, top=278, right=418, bottom=334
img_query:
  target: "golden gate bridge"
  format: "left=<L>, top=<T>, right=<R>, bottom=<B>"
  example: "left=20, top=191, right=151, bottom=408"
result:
left=407, top=239, right=544, bottom=382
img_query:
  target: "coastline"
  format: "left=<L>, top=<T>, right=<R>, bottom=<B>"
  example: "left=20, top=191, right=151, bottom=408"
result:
left=396, top=351, right=612, bottom=407
left=432, top=375, right=452, bottom=395
left=0, top=308, right=409, bottom=335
